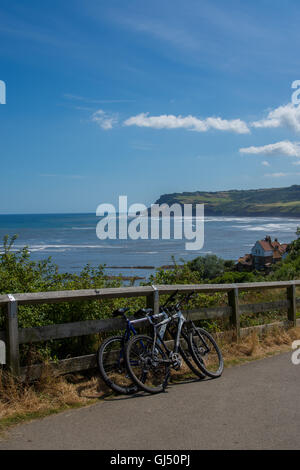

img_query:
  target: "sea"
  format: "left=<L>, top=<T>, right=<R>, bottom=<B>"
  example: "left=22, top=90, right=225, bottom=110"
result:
left=0, top=213, right=299, bottom=281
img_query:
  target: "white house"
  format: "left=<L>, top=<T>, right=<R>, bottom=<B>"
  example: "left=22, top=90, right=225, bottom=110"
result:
left=238, top=236, right=289, bottom=271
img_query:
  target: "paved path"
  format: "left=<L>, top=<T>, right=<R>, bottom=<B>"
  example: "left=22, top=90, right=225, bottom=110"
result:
left=0, top=352, right=299, bottom=450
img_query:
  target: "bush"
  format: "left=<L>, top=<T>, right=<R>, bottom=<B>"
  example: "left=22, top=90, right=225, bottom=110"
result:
left=271, top=227, right=300, bottom=281
left=187, top=254, right=225, bottom=280
left=212, top=271, right=263, bottom=284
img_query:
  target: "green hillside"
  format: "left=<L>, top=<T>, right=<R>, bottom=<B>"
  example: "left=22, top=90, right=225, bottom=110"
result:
left=153, top=185, right=300, bottom=217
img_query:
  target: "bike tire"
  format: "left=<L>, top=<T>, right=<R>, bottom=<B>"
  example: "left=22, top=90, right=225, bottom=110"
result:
left=178, top=330, right=206, bottom=380
left=97, top=335, right=138, bottom=395
left=189, top=327, right=224, bottom=378
left=125, top=334, right=170, bottom=394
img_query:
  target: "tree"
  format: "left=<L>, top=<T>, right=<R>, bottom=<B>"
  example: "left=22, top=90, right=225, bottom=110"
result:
left=187, top=254, right=225, bottom=280
left=288, top=226, right=300, bottom=260
left=271, top=227, right=300, bottom=280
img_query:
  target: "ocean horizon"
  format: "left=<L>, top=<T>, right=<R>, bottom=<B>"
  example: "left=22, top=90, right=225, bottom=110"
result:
left=0, top=212, right=299, bottom=280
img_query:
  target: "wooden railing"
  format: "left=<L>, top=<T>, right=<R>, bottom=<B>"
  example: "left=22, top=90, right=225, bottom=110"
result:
left=0, top=280, right=299, bottom=379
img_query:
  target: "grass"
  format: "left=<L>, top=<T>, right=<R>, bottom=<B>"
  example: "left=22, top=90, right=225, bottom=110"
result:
left=156, top=185, right=300, bottom=216
left=0, top=367, right=104, bottom=434
left=1, top=325, right=300, bottom=435
left=220, top=325, right=300, bottom=367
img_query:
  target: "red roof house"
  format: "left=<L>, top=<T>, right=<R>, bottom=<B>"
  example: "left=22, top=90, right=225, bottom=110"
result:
left=237, top=236, right=289, bottom=271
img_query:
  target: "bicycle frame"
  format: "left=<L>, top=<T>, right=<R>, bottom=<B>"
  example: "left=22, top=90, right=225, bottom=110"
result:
left=148, top=308, right=211, bottom=363
left=148, top=309, right=186, bottom=359
left=123, top=318, right=138, bottom=342
left=117, top=312, right=169, bottom=367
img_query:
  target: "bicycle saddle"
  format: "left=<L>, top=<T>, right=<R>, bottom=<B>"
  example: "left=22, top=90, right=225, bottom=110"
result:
left=112, top=307, right=130, bottom=317
left=134, top=308, right=153, bottom=318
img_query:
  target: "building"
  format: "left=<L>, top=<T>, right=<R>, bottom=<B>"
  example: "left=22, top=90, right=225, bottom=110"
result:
left=236, top=253, right=253, bottom=272
left=237, top=236, right=289, bottom=272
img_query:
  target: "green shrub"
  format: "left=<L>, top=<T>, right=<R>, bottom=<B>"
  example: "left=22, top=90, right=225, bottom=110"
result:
left=187, top=254, right=225, bottom=280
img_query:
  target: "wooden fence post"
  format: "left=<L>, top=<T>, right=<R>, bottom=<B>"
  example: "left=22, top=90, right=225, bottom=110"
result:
left=146, top=286, right=160, bottom=315
left=287, top=284, right=296, bottom=327
left=228, top=287, right=240, bottom=341
left=6, top=296, right=20, bottom=377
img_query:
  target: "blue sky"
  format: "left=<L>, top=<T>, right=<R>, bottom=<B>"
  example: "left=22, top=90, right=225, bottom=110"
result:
left=1, top=0, right=300, bottom=213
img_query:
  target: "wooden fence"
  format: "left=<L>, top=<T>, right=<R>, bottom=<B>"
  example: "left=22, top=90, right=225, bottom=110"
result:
left=0, top=280, right=299, bottom=380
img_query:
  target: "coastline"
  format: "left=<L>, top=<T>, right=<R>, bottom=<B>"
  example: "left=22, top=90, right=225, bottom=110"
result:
left=0, top=213, right=298, bottom=278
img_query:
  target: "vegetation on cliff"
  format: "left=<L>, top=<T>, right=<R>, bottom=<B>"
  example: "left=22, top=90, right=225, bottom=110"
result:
left=154, top=184, right=300, bottom=216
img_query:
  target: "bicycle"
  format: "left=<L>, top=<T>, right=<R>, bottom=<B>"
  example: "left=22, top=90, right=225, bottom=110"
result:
left=97, top=305, right=169, bottom=395
left=125, top=291, right=223, bottom=394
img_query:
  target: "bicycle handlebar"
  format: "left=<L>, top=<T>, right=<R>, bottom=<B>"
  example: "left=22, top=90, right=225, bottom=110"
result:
left=164, top=290, right=196, bottom=313
left=160, top=290, right=179, bottom=311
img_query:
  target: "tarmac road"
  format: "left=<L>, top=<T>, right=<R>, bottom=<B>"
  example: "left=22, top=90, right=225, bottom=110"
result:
left=0, top=352, right=299, bottom=450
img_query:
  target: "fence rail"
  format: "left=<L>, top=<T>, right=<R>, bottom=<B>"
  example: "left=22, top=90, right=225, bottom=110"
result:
left=0, top=280, right=299, bottom=379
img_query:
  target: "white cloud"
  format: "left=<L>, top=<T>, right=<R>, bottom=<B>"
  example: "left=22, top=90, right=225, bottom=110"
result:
left=251, top=103, right=300, bottom=133
left=91, top=110, right=118, bottom=130
left=261, top=161, right=270, bottom=166
left=239, top=141, right=300, bottom=157
left=123, top=112, right=249, bottom=134
left=265, top=172, right=300, bottom=177
left=265, top=172, right=289, bottom=178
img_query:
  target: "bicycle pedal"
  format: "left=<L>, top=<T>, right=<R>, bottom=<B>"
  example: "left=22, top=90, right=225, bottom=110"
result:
left=170, top=352, right=182, bottom=370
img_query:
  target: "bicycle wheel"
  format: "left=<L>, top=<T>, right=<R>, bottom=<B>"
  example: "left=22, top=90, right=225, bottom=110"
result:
left=178, top=330, right=206, bottom=380
left=189, top=327, right=224, bottom=378
left=125, top=334, right=170, bottom=394
left=97, top=336, right=138, bottom=395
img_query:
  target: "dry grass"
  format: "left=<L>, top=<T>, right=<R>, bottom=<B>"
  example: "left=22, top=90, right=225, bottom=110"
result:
left=1, top=325, right=300, bottom=432
left=220, top=325, right=300, bottom=367
left=0, top=365, right=111, bottom=432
